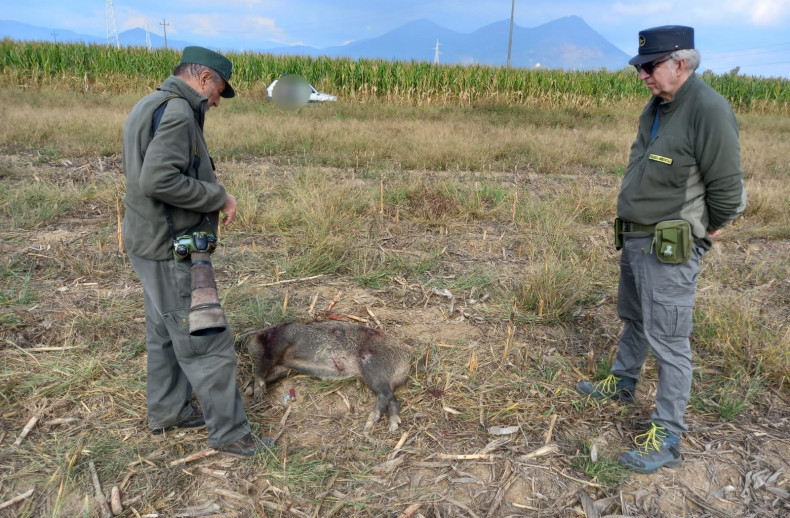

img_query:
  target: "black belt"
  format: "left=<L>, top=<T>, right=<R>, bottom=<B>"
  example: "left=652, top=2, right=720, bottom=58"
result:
left=621, top=221, right=656, bottom=233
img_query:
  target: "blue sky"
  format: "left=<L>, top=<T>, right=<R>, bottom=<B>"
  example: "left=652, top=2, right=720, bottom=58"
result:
left=5, top=0, right=790, bottom=78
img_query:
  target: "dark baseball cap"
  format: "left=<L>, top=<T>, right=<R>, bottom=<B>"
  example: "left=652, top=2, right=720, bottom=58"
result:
left=629, top=26, right=694, bottom=66
left=179, top=46, right=235, bottom=98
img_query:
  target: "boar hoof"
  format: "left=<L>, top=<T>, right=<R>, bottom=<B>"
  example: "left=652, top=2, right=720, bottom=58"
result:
left=364, top=410, right=382, bottom=432
left=388, top=415, right=401, bottom=433
left=253, top=379, right=266, bottom=399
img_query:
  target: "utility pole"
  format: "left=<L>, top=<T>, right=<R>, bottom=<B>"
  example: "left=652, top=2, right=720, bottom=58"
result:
left=433, top=39, right=441, bottom=65
left=106, top=0, right=119, bottom=48
left=51, top=31, right=58, bottom=43
left=507, top=0, right=515, bottom=67
left=160, top=18, right=169, bottom=49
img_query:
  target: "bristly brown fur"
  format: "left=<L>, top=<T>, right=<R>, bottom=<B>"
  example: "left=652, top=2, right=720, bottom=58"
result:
left=248, top=320, right=412, bottom=433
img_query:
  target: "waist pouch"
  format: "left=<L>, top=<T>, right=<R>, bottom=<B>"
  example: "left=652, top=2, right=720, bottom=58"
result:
left=652, top=220, right=692, bottom=264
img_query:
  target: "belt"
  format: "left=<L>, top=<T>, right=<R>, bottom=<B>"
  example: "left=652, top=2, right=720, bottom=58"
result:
left=620, top=221, right=656, bottom=233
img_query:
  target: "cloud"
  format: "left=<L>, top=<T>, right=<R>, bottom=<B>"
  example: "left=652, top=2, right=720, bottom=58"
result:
left=749, top=0, right=790, bottom=25
left=183, top=13, right=284, bottom=40
left=611, top=2, right=673, bottom=16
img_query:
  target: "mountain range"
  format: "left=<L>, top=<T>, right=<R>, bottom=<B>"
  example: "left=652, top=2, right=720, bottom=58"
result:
left=1, top=16, right=630, bottom=71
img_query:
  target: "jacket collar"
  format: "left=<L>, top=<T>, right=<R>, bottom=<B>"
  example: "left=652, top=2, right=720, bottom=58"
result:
left=653, top=72, right=698, bottom=113
left=157, top=75, right=208, bottom=128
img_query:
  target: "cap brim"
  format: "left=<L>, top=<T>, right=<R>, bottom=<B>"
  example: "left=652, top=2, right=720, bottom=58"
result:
left=221, top=81, right=235, bottom=98
left=628, top=52, right=670, bottom=66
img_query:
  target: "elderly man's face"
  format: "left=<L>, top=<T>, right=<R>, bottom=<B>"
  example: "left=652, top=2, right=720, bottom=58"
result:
left=639, top=55, right=685, bottom=102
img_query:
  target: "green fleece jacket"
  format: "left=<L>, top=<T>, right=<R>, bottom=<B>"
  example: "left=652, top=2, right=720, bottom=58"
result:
left=122, top=76, right=227, bottom=260
left=617, top=73, right=747, bottom=249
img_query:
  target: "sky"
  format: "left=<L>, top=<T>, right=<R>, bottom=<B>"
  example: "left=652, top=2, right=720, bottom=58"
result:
left=5, top=0, right=790, bottom=78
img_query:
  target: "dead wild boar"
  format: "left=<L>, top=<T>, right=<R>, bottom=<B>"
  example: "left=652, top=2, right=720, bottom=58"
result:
left=248, top=320, right=412, bottom=433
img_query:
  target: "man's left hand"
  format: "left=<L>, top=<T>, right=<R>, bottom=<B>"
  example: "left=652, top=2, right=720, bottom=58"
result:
left=221, top=193, right=237, bottom=225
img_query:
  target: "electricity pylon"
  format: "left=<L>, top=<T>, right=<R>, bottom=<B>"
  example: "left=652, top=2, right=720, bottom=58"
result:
left=106, top=0, right=120, bottom=48
left=433, top=39, right=441, bottom=65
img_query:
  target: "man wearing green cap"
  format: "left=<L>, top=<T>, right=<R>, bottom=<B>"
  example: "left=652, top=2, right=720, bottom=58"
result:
left=122, top=46, right=270, bottom=456
left=575, top=26, right=746, bottom=473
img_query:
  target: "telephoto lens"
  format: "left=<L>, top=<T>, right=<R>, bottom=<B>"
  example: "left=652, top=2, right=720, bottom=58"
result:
left=188, top=251, right=228, bottom=336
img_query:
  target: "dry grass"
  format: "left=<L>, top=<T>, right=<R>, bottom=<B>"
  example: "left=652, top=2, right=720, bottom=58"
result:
left=1, top=87, right=789, bottom=517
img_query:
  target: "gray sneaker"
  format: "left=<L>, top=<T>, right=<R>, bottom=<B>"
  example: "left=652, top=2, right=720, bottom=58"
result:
left=618, top=423, right=682, bottom=474
left=576, top=374, right=635, bottom=402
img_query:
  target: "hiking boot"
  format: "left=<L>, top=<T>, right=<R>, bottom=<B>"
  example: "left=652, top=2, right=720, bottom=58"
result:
left=216, top=432, right=275, bottom=457
left=618, top=423, right=682, bottom=474
left=575, top=374, right=635, bottom=402
left=151, top=405, right=205, bottom=435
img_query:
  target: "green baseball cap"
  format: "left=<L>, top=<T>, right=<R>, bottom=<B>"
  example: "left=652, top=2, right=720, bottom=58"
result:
left=179, top=46, right=235, bottom=98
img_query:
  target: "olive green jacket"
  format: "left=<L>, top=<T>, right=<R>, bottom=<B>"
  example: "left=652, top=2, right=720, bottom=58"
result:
left=617, top=73, right=747, bottom=249
left=122, top=76, right=226, bottom=260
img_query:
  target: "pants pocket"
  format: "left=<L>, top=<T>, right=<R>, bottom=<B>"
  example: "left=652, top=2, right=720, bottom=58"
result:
left=650, top=287, right=696, bottom=338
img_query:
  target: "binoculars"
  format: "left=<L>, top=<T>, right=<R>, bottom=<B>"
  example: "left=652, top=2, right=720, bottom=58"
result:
left=173, top=232, right=228, bottom=337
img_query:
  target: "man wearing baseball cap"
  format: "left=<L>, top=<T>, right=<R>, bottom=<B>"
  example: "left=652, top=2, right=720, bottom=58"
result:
left=122, top=46, right=272, bottom=457
left=575, top=27, right=746, bottom=473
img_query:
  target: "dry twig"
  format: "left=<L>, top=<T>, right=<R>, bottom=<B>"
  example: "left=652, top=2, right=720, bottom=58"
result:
left=89, top=461, right=112, bottom=518
left=168, top=448, right=218, bottom=467
left=0, top=488, right=34, bottom=511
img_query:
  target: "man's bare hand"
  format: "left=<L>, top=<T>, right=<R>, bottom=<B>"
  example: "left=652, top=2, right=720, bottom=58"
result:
left=709, top=229, right=722, bottom=239
left=221, top=193, right=237, bottom=225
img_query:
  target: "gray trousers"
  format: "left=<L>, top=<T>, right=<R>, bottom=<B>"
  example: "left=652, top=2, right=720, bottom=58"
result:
left=129, top=252, right=250, bottom=448
left=612, top=236, right=705, bottom=436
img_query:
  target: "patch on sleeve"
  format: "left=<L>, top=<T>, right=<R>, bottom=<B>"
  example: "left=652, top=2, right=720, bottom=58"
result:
left=649, top=154, right=673, bottom=165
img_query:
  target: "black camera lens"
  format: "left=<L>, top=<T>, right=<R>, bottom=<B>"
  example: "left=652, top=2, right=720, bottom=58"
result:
left=175, top=244, right=190, bottom=258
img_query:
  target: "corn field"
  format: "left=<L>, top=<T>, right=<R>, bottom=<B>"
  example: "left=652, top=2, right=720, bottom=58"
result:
left=2, top=39, right=788, bottom=111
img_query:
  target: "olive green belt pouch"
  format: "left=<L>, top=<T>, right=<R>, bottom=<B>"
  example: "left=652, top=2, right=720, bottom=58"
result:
left=652, top=220, right=692, bottom=264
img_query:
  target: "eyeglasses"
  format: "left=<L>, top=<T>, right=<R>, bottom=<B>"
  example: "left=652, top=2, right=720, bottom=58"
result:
left=634, top=55, right=672, bottom=75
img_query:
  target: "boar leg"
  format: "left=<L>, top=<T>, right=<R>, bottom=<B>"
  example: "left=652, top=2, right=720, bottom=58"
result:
left=387, top=397, right=402, bottom=433
left=253, top=364, right=290, bottom=398
left=364, top=383, right=399, bottom=433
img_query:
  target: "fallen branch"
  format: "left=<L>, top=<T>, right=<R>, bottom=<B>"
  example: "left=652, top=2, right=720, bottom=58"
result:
left=168, top=448, right=218, bottom=467
left=438, top=453, right=496, bottom=461
left=43, top=417, right=79, bottom=426
left=520, top=443, right=559, bottom=460
left=366, top=307, right=382, bottom=327
left=26, top=346, right=81, bottom=352
left=110, top=486, right=123, bottom=516
left=259, top=274, right=324, bottom=288
left=13, top=415, right=40, bottom=447
left=0, top=488, right=34, bottom=510
left=545, top=414, right=558, bottom=445
left=397, top=503, right=422, bottom=518
left=260, top=499, right=311, bottom=518
left=89, top=461, right=112, bottom=518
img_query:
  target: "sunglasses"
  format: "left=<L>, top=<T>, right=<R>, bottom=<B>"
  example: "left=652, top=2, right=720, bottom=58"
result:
left=634, top=55, right=672, bottom=75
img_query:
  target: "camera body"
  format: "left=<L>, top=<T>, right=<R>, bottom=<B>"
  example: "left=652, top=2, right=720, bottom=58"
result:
left=173, top=232, right=217, bottom=261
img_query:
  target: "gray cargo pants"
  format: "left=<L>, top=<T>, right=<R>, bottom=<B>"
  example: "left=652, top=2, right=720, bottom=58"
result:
left=129, top=252, right=250, bottom=448
left=611, top=236, right=705, bottom=436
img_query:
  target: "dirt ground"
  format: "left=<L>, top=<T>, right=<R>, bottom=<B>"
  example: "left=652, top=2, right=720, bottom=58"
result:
left=1, top=153, right=789, bottom=517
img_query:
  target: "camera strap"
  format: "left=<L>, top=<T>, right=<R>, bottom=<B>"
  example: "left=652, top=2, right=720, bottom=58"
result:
left=150, top=94, right=207, bottom=242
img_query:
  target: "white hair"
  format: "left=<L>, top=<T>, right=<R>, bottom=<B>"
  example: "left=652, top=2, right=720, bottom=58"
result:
left=670, top=49, right=701, bottom=72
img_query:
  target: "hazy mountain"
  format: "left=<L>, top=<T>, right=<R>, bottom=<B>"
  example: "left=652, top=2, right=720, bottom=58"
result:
left=2, top=16, right=630, bottom=71
left=1, top=19, right=193, bottom=50
left=271, top=16, right=630, bottom=71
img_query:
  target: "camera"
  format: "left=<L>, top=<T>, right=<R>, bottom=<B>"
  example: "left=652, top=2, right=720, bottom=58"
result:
left=172, top=232, right=227, bottom=336
left=173, top=232, right=217, bottom=261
